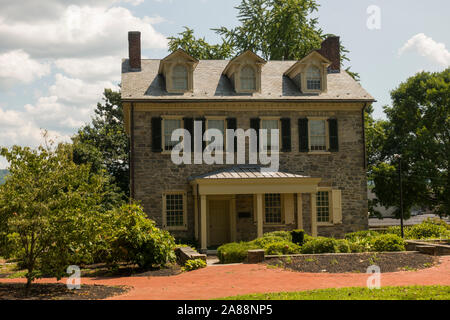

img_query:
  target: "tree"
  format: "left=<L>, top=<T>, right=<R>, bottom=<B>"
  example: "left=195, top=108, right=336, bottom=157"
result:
left=0, top=142, right=110, bottom=289
left=371, top=69, right=450, bottom=218
left=168, top=0, right=358, bottom=79
left=72, top=89, right=129, bottom=199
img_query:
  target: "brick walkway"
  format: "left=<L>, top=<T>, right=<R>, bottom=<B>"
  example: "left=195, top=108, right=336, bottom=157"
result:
left=1, top=257, right=449, bottom=300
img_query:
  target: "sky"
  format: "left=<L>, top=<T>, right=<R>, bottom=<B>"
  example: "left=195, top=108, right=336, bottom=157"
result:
left=0, top=0, right=449, bottom=169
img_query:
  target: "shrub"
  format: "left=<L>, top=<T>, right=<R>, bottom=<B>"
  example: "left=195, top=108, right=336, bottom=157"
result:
left=250, top=235, right=287, bottom=247
left=335, top=239, right=351, bottom=253
left=291, top=229, right=305, bottom=246
left=102, top=204, right=176, bottom=269
left=370, top=234, right=405, bottom=252
left=300, top=237, right=338, bottom=254
left=407, top=223, right=450, bottom=240
left=182, top=259, right=206, bottom=272
left=217, top=242, right=256, bottom=264
left=264, top=241, right=301, bottom=255
left=344, top=230, right=380, bottom=242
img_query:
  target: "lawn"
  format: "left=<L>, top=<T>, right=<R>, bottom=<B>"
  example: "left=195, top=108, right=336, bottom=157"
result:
left=220, top=286, right=450, bottom=300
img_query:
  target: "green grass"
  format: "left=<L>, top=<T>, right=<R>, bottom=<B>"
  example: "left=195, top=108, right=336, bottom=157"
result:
left=219, top=286, right=450, bottom=300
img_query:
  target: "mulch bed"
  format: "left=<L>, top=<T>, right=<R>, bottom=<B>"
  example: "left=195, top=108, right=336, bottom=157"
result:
left=81, top=262, right=182, bottom=278
left=0, top=283, right=130, bottom=300
left=265, top=252, right=439, bottom=273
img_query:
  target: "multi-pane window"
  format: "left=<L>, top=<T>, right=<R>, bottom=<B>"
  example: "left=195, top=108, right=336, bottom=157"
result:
left=172, top=64, right=188, bottom=91
left=309, top=120, right=327, bottom=151
left=316, top=191, right=330, bottom=223
left=240, top=66, right=256, bottom=91
left=165, top=193, right=184, bottom=227
left=163, top=119, right=182, bottom=151
left=306, top=66, right=321, bottom=90
left=261, top=119, right=279, bottom=151
left=206, top=119, right=225, bottom=151
left=265, top=193, right=282, bottom=224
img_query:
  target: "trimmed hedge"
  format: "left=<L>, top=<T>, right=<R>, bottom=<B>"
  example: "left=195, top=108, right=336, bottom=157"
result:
left=300, top=237, right=338, bottom=254
left=217, top=242, right=256, bottom=264
left=264, top=241, right=301, bottom=255
left=370, top=234, right=406, bottom=252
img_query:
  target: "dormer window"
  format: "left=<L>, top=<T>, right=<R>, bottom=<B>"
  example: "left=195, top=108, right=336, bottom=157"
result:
left=158, top=49, right=198, bottom=93
left=172, top=64, right=188, bottom=91
left=223, top=50, right=266, bottom=94
left=240, top=66, right=256, bottom=91
left=306, top=66, right=321, bottom=90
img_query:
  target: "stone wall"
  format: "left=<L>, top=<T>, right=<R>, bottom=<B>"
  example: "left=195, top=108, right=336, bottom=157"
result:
left=132, top=105, right=368, bottom=240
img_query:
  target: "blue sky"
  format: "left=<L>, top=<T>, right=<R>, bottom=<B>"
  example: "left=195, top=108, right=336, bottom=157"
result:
left=0, top=0, right=449, bottom=169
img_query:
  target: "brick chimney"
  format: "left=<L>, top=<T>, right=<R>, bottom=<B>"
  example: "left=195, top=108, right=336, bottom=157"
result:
left=128, top=31, right=141, bottom=71
left=317, top=36, right=340, bottom=73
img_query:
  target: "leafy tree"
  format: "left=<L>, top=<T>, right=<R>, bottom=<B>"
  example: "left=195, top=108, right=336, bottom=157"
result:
left=72, top=89, right=129, bottom=199
left=371, top=69, right=450, bottom=218
left=0, top=142, right=111, bottom=289
left=168, top=0, right=358, bottom=79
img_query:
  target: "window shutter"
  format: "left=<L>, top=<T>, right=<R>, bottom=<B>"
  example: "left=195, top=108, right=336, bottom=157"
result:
left=250, top=118, right=260, bottom=151
left=332, top=189, right=342, bottom=224
left=151, top=117, right=162, bottom=152
left=298, top=118, right=309, bottom=152
left=281, top=118, right=291, bottom=152
left=195, top=117, right=206, bottom=151
left=183, top=117, right=194, bottom=150
left=328, top=118, right=339, bottom=152
left=283, top=194, right=295, bottom=224
left=227, top=117, right=237, bottom=152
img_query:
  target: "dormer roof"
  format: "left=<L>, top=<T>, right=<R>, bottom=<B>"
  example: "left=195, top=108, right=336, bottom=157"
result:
left=284, top=51, right=331, bottom=78
left=158, top=49, right=199, bottom=75
left=222, top=50, right=267, bottom=77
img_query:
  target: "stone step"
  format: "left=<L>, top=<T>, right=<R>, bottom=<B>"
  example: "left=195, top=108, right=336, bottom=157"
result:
left=416, top=245, right=437, bottom=256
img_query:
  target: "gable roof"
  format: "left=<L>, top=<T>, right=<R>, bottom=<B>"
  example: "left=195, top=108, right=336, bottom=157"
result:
left=157, top=49, right=198, bottom=74
left=223, top=50, right=267, bottom=76
left=284, top=51, right=331, bottom=77
left=121, top=58, right=374, bottom=102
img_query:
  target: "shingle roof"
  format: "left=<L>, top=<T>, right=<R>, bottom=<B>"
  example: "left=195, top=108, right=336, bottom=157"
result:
left=121, top=59, right=374, bottom=102
left=188, top=165, right=308, bottom=181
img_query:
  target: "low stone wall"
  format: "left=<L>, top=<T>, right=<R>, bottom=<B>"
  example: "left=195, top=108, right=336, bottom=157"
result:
left=175, top=247, right=207, bottom=266
left=406, top=240, right=450, bottom=256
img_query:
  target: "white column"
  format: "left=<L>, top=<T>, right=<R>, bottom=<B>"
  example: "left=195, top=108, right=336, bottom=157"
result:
left=194, top=196, right=199, bottom=240
left=256, top=193, right=263, bottom=238
left=311, top=192, right=318, bottom=237
left=230, top=197, right=237, bottom=242
left=200, top=195, right=207, bottom=252
left=297, top=193, right=303, bottom=230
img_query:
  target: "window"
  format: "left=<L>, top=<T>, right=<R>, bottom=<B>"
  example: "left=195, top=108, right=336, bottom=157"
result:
left=309, top=119, right=327, bottom=151
left=163, top=118, right=182, bottom=151
left=316, top=191, right=330, bottom=223
left=306, top=65, right=321, bottom=90
left=265, top=193, right=282, bottom=224
left=164, top=192, right=186, bottom=229
left=206, top=119, right=225, bottom=151
left=240, top=66, right=256, bottom=91
left=172, top=64, right=188, bottom=91
left=261, top=119, right=280, bottom=151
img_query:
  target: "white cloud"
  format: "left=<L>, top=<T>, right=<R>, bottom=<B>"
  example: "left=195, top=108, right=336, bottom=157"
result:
left=54, top=56, right=121, bottom=81
left=0, top=50, right=51, bottom=88
left=0, top=5, right=168, bottom=58
left=399, top=33, right=450, bottom=68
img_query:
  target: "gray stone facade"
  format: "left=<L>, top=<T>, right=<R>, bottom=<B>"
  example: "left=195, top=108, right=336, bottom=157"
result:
left=131, top=105, right=369, bottom=242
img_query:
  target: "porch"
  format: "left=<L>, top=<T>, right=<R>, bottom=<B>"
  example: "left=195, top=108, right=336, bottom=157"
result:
left=189, top=166, right=322, bottom=253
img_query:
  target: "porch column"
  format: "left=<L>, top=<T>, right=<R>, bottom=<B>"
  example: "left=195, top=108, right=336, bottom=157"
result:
left=194, top=196, right=199, bottom=240
left=256, top=193, right=263, bottom=238
left=311, top=192, right=318, bottom=237
left=230, top=197, right=237, bottom=242
left=297, top=193, right=303, bottom=230
left=200, top=195, right=207, bottom=252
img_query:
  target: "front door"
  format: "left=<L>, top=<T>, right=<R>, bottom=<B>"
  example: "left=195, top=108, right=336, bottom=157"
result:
left=208, top=200, right=230, bottom=247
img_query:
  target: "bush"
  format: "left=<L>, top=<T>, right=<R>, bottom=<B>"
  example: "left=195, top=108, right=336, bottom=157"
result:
left=407, top=223, right=450, bottom=240
left=182, top=259, right=206, bottom=272
left=250, top=235, right=287, bottom=247
left=264, top=241, right=301, bottom=255
left=370, top=234, right=405, bottom=252
left=345, top=230, right=380, bottom=242
left=291, top=229, right=305, bottom=246
left=300, top=237, right=338, bottom=254
left=217, top=242, right=256, bottom=264
left=101, top=204, right=176, bottom=269
left=335, top=239, right=351, bottom=253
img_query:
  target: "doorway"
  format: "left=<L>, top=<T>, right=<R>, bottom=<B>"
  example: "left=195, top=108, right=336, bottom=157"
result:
left=208, top=199, right=230, bottom=246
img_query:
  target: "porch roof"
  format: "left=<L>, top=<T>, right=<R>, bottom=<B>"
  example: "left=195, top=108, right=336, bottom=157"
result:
left=189, top=165, right=321, bottom=195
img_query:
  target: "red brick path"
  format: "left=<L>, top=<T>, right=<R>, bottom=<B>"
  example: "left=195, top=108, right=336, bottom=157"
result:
left=1, top=257, right=449, bottom=300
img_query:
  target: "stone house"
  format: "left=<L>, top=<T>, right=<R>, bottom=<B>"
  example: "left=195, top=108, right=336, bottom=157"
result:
left=121, top=31, right=374, bottom=252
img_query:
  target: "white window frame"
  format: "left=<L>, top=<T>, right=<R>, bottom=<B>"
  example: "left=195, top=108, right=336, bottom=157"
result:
left=264, top=193, right=284, bottom=225
left=239, top=65, right=258, bottom=93
left=205, top=117, right=227, bottom=153
left=260, top=117, right=282, bottom=153
left=162, top=191, right=187, bottom=231
left=306, top=65, right=322, bottom=91
left=307, top=117, right=330, bottom=154
left=172, top=64, right=189, bottom=91
left=162, top=116, right=184, bottom=154
left=316, top=188, right=332, bottom=225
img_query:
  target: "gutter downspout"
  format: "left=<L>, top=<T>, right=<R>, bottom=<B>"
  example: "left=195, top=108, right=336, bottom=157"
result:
left=362, top=103, right=368, bottom=170
left=130, top=102, right=135, bottom=201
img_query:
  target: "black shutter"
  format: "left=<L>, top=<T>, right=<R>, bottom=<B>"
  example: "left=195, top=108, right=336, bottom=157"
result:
left=298, top=118, right=309, bottom=152
left=227, top=117, right=237, bottom=152
left=328, top=118, right=339, bottom=152
left=151, top=117, right=162, bottom=152
left=195, top=117, right=206, bottom=151
left=183, top=117, right=194, bottom=150
left=250, top=118, right=260, bottom=152
left=281, top=118, right=291, bottom=152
